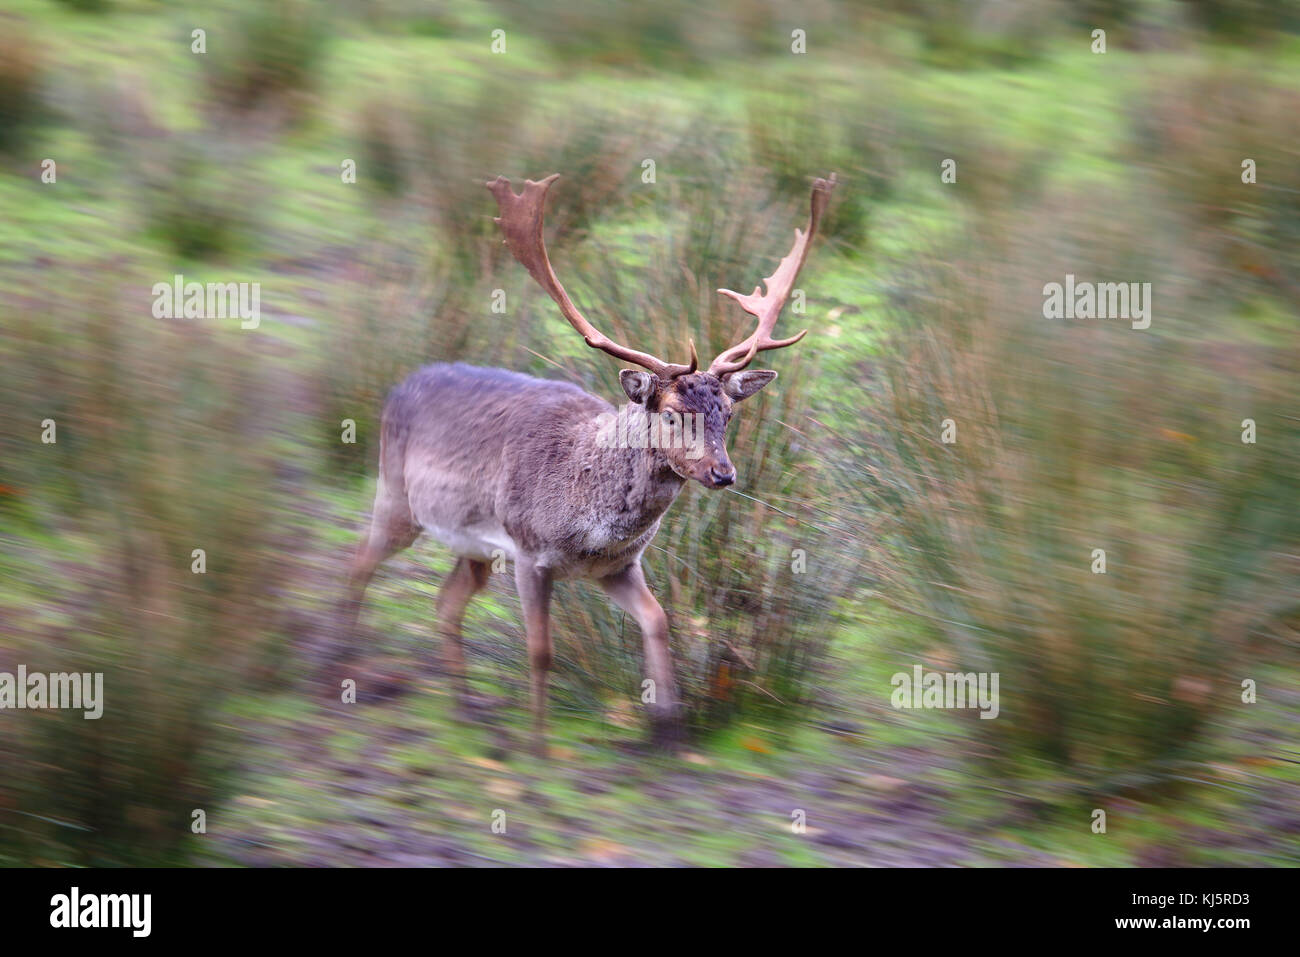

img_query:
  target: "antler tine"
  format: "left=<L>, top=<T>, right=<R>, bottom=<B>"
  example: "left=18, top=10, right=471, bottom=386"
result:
left=708, top=174, right=837, bottom=377
left=487, top=174, right=695, bottom=379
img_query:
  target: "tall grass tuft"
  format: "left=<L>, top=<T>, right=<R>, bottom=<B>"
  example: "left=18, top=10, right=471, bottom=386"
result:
left=1130, top=63, right=1300, bottom=309
left=0, top=260, right=296, bottom=865
left=201, top=0, right=329, bottom=117
left=136, top=130, right=264, bottom=261
left=852, top=185, right=1298, bottom=789
left=0, top=22, right=44, bottom=155
left=1182, top=0, right=1300, bottom=40
left=745, top=86, right=901, bottom=253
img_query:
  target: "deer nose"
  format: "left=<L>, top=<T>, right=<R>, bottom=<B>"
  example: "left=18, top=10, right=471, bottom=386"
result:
left=709, top=465, right=736, bottom=487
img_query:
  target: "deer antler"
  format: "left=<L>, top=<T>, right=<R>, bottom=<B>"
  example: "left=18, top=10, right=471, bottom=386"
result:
left=707, top=174, right=836, bottom=377
left=487, top=174, right=697, bottom=379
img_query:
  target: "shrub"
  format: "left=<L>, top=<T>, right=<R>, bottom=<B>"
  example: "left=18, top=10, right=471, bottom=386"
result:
left=201, top=0, right=329, bottom=116
left=1130, top=64, right=1300, bottom=309
left=0, top=23, right=43, bottom=155
left=1182, top=0, right=1300, bottom=39
left=137, top=131, right=263, bottom=261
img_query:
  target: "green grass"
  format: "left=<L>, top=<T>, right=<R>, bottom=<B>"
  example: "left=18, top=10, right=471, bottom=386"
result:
left=3, top=0, right=1297, bottom=866
left=198, top=601, right=1296, bottom=865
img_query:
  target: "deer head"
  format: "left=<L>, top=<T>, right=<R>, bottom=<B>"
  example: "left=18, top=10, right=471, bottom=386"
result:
left=487, top=172, right=836, bottom=489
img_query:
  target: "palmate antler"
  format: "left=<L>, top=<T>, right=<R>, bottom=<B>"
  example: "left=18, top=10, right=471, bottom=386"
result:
left=707, top=173, right=837, bottom=377
left=487, top=174, right=698, bottom=380
left=488, top=172, right=835, bottom=381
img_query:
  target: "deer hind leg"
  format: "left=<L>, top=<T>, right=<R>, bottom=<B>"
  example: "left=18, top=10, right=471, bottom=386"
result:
left=599, top=562, right=681, bottom=749
left=436, top=556, right=489, bottom=709
left=338, top=478, right=421, bottom=654
left=514, top=557, right=554, bottom=755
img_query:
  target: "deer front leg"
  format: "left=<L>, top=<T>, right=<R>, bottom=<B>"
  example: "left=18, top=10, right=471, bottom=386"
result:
left=514, top=557, right=554, bottom=755
left=599, top=562, right=681, bottom=749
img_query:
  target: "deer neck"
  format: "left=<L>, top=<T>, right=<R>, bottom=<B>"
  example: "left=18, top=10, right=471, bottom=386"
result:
left=582, top=404, right=685, bottom=536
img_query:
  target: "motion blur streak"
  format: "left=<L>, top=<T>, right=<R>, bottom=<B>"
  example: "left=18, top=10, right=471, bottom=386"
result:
left=0, top=1, right=1295, bottom=867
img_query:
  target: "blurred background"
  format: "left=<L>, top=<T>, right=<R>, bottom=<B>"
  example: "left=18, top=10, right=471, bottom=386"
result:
left=0, top=0, right=1296, bottom=866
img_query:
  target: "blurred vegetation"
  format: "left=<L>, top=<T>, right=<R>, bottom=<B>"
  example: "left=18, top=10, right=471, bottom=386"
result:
left=200, top=0, right=329, bottom=118
left=1131, top=64, right=1300, bottom=304
left=854, top=185, right=1297, bottom=788
left=0, top=259, right=295, bottom=864
left=0, top=22, right=43, bottom=155
left=0, top=0, right=1296, bottom=865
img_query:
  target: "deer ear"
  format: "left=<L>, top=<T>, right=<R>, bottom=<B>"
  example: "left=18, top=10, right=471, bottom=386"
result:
left=722, top=369, right=777, bottom=402
left=619, top=370, right=657, bottom=405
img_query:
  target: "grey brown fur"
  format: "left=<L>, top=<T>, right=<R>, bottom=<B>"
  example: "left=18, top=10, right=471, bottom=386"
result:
left=375, top=362, right=686, bottom=580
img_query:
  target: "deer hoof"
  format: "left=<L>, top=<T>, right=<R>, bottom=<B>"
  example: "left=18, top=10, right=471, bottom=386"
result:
left=648, top=708, right=685, bottom=753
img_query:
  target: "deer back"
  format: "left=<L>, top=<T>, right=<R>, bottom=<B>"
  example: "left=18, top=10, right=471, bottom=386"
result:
left=379, top=362, right=683, bottom=577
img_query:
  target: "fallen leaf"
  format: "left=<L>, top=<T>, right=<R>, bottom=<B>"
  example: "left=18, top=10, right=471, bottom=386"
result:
left=486, top=778, right=523, bottom=801
left=579, top=838, right=630, bottom=862
left=235, top=795, right=276, bottom=808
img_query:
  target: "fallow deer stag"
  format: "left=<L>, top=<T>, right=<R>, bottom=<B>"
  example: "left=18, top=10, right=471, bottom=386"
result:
left=344, top=172, right=835, bottom=751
